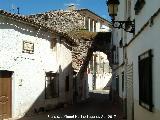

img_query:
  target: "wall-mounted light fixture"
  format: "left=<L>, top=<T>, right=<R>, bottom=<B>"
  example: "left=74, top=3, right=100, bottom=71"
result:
left=106, top=0, right=135, bottom=33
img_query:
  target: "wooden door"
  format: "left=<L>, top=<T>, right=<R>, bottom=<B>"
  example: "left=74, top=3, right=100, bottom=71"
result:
left=0, top=71, right=12, bottom=120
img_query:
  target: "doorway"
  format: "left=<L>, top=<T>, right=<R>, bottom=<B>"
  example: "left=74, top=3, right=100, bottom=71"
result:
left=0, top=70, right=12, bottom=119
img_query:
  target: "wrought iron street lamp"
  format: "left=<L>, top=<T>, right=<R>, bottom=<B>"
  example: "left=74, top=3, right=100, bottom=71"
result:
left=106, top=0, right=135, bottom=33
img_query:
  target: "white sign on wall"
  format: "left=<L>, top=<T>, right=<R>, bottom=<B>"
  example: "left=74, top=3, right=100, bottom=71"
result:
left=22, top=41, right=34, bottom=54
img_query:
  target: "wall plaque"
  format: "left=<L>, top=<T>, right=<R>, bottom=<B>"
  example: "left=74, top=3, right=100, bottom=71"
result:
left=22, top=41, right=34, bottom=54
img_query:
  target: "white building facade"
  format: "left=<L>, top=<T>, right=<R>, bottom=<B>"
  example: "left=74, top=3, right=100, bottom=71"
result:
left=77, top=9, right=111, bottom=32
left=0, top=10, right=73, bottom=119
left=76, top=9, right=112, bottom=91
left=88, top=52, right=112, bottom=90
left=111, top=0, right=160, bottom=120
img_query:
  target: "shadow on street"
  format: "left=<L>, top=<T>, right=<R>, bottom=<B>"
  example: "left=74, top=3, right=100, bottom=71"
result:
left=19, top=90, right=123, bottom=120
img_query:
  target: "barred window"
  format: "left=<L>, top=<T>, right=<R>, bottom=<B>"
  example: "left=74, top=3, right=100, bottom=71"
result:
left=45, top=72, right=59, bottom=99
left=138, top=49, right=153, bottom=111
left=90, top=19, right=93, bottom=32
left=94, top=21, right=96, bottom=32
left=65, top=75, right=69, bottom=92
left=116, top=75, right=119, bottom=95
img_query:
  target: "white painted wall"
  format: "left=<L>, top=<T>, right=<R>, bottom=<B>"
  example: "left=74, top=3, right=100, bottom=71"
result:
left=99, top=25, right=110, bottom=32
left=134, top=0, right=160, bottom=35
left=111, top=1, right=160, bottom=120
left=83, top=15, right=111, bottom=32
left=88, top=52, right=112, bottom=90
left=0, top=15, right=73, bottom=119
left=127, top=12, right=160, bottom=120
left=124, top=1, right=160, bottom=120
left=57, top=37, right=73, bottom=104
left=88, top=74, right=93, bottom=90
left=95, top=73, right=112, bottom=90
left=96, top=22, right=101, bottom=32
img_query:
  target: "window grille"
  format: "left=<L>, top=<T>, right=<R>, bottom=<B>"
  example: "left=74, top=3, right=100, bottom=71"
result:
left=45, top=72, right=59, bottom=99
left=65, top=75, right=69, bottom=92
left=138, top=49, right=153, bottom=111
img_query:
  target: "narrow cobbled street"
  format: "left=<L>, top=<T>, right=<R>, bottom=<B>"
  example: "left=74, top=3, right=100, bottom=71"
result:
left=19, top=90, right=123, bottom=120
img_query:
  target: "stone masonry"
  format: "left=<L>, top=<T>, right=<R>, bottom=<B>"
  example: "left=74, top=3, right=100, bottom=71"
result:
left=28, top=10, right=84, bottom=33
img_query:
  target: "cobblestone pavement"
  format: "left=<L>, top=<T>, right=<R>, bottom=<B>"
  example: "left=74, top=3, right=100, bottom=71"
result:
left=18, top=90, right=124, bottom=120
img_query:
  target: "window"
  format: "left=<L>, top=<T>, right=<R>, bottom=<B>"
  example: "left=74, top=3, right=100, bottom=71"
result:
left=138, top=49, right=153, bottom=111
left=94, top=21, right=96, bottom=32
left=134, top=0, right=145, bottom=15
left=45, top=72, right=59, bottom=99
left=90, top=19, right=93, bottom=32
left=111, top=45, right=116, bottom=64
left=115, top=47, right=119, bottom=64
left=65, top=75, right=69, bottom=92
left=119, top=39, right=123, bottom=48
left=85, top=17, right=89, bottom=30
left=116, top=75, right=119, bottom=95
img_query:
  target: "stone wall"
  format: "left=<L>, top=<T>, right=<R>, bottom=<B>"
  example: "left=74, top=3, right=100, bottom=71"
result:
left=28, top=10, right=84, bottom=33
left=72, top=40, right=92, bottom=71
left=28, top=10, right=111, bottom=71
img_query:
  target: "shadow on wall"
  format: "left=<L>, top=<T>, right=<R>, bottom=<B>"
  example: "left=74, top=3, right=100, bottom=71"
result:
left=0, top=17, right=73, bottom=117
left=17, top=63, right=73, bottom=119
left=16, top=32, right=111, bottom=119
left=105, top=75, right=120, bottom=104
left=103, top=77, right=112, bottom=90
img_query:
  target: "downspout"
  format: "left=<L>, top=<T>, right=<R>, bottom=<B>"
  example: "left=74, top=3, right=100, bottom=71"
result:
left=123, top=0, right=128, bottom=118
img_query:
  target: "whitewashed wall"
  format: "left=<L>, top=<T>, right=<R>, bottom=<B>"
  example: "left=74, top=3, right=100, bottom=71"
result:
left=120, top=0, right=160, bottom=120
left=127, top=9, right=160, bottom=120
left=88, top=74, right=93, bottom=90
left=95, top=73, right=112, bottom=90
left=88, top=52, right=112, bottom=90
left=116, top=0, right=127, bottom=99
left=57, top=37, right=73, bottom=104
left=111, top=1, right=160, bottom=120
left=82, top=16, right=110, bottom=32
left=0, top=15, right=73, bottom=119
left=133, top=0, right=160, bottom=35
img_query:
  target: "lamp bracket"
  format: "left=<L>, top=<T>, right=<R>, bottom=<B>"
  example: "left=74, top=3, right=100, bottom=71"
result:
left=112, top=20, right=135, bottom=33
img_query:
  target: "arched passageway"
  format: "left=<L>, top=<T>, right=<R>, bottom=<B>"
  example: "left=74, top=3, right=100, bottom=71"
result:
left=68, top=30, right=112, bottom=102
left=18, top=30, right=124, bottom=120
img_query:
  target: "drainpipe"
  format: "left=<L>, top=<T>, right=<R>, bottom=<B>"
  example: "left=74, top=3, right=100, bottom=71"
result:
left=124, top=30, right=128, bottom=118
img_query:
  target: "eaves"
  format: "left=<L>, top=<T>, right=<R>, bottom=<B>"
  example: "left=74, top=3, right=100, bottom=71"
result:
left=0, top=9, right=77, bottom=46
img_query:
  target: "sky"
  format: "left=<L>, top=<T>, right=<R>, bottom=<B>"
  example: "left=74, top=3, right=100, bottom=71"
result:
left=0, top=0, right=111, bottom=21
